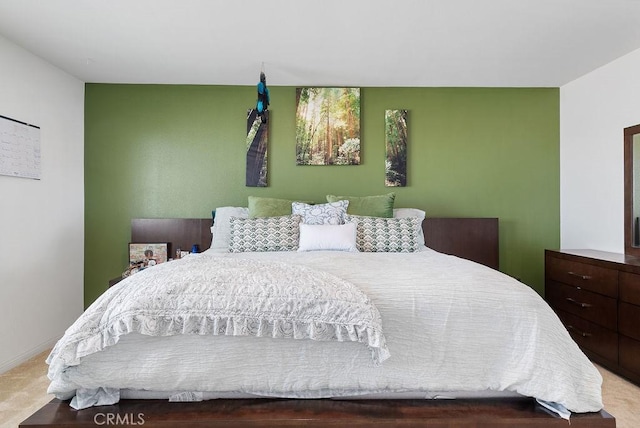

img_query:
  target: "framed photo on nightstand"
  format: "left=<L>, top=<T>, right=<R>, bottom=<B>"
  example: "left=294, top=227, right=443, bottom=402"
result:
left=129, top=242, right=168, bottom=268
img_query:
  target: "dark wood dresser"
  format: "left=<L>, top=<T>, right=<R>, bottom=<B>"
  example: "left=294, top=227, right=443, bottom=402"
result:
left=545, top=249, right=640, bottom=385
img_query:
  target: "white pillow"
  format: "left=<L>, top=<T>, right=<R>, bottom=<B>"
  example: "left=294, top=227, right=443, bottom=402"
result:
left=211, top=207, right=249, bottom=249
left=298, top=223, right=358, bottom=252
left=393, top=208, right=426, bottom=246
left=393, top=208, right=426, bottom=219
left=292, top=200, right=349, bottom=225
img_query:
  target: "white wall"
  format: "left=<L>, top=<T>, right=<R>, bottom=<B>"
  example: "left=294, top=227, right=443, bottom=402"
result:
left=0, top=35, right=84, bottom=372
left=560, top=47, right=640, bottom=253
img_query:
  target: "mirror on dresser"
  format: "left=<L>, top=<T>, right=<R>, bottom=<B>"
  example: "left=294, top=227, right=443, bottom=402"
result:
left=624, top=123, right=640, bottom=257
left=541, top=123, right=640, bottom=385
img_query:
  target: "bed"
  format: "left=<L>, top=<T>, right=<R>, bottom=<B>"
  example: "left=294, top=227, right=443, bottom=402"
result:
left=20, top=201, right=615, bottom=427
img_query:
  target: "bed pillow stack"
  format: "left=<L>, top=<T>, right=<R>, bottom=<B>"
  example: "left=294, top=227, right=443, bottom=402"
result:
left=211, top=193, right=425, bottom=253
left=292, top=200, right=356, bottom=252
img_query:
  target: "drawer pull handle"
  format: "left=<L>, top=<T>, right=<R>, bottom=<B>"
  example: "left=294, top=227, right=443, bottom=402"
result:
left=566, top=325, right=592, bottom=338
left=565, top=297, right=592, bottom=308
left=567, top=271, right=592, bottom=280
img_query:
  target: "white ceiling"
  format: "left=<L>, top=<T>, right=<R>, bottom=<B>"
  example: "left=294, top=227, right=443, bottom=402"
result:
left=1, top=0, right=640, bottom=87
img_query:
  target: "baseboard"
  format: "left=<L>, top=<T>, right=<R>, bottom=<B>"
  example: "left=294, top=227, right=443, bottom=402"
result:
left=0, top=336, right=59, bottom=374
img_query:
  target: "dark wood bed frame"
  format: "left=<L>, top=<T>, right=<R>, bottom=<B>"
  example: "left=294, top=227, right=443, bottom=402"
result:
left=20, top=217, right=616, bottom=427
left=21, top=397, right=614, bottom=427
left=128, top=217, right=500, bottom=270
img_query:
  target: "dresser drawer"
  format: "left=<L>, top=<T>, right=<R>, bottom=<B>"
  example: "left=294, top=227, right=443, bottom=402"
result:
left=620, top=335, right=640, bottom=376
left=619, top=302, right=640, bottom=341
left=620, top=272, right=640, bottom=305
left=556, top=310, right=618, bottom=364
left=546, top=281, right=617, bottom=330
left=546, top=256, right=618, bottom=297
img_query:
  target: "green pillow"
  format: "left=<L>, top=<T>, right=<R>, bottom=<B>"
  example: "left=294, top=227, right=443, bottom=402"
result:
left=248, top=196, right=295, bottom=218
left=326, top=193, right=395, bottom=218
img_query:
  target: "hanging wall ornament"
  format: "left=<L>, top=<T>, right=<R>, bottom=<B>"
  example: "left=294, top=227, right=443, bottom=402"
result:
left=256, top=67, right=270, bottom=123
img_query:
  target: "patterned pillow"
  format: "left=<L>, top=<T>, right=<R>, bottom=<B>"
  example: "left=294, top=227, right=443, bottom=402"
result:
left=229, top=215, right=301, bottom=252
left=393, top=208, right=426, bottom=246
left=292, top=200, right=349, bottom=225
left=345, top=214, right=422, bottom=253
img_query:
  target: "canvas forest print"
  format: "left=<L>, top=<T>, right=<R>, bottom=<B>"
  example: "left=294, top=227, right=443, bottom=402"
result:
left=385, top=109, right=408, bottom=187
left=246, top=109, right=268, bottom=187
left=296, top=87, right=360, bottom=165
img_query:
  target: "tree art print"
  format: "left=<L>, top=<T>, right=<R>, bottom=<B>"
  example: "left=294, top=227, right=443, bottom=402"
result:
left=296, top=88, right=360, bottom=165
left=385, top=109, right=408, bottom=187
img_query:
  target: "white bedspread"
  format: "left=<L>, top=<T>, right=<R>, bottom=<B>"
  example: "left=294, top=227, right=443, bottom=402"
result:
left=47, top=249, right=603, bottom=414
left=47, top=256, right=389, bottom=378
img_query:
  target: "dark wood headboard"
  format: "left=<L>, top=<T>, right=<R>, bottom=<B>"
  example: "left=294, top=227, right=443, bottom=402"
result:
left=131, top=217, right=499, bottom=269
left=423, top=218, right=499, bottom=270
left=131, top=218, right=213, bottom=257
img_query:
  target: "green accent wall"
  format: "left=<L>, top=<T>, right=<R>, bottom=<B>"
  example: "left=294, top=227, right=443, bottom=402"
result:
left=85, top=84, right=559, bottom=307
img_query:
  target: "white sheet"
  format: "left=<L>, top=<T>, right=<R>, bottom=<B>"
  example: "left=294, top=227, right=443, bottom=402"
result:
left=47, top=249, right=603, bottom=414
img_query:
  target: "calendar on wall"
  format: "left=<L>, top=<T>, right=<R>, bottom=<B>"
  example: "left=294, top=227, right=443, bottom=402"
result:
left=0, top=115, right=41, bottom=180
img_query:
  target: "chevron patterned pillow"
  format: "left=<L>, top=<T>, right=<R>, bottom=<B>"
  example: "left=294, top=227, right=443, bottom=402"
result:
left=229, top=215, right=302, bottom=252
left=345, top=215, right=422, bottom=253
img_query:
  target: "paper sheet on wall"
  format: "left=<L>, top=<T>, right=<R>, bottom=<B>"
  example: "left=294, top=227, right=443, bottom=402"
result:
left=0, top=115, right=41, bottom=180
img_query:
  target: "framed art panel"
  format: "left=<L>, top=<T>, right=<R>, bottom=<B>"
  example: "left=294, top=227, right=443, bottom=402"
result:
left=296, top=87, right=360, bottom=165
left=246, top=109, right=268, bottom=187
left=385, top=109, right=408, bottom=187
